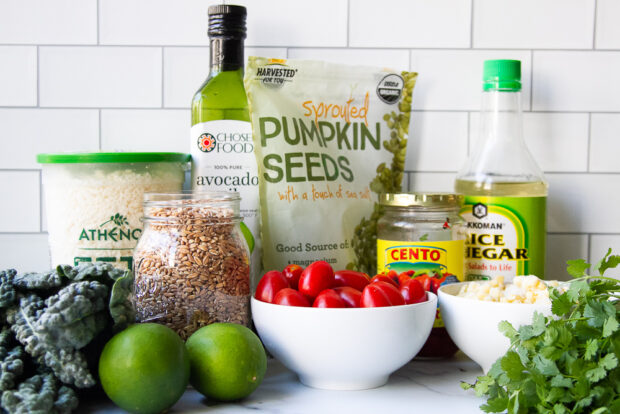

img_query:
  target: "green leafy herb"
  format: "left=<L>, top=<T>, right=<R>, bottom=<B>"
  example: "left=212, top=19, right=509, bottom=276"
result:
left=462, top=250, right=620, bottom=413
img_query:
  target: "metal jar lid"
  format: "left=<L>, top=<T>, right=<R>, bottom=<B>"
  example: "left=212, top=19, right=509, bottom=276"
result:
left=379, top=193, right=463, bottom=208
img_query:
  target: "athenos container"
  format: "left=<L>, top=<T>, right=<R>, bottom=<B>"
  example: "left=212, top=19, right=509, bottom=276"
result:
left=37, top=152, right=190, bottom=270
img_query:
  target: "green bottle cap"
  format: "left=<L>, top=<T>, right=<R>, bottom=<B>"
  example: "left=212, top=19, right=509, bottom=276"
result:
left=483, top=59, right=521, bottom=91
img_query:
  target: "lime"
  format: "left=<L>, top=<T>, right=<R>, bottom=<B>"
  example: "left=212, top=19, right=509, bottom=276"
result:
left=99, top=323, right=190, bottom=414
left=185, top=323, right=267, bottom=401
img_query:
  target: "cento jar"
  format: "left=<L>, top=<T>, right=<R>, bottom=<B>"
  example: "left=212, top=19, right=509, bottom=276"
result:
left=133, top=192, right=251, bottom=339
left=377, top=193, right=465, bottom=358
left=37, top=152, right=189, bottom=270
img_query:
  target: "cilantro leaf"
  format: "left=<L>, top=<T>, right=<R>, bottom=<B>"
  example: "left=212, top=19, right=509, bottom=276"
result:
left=550, top=291, right=572, bottom=316
left=567, top=258, right=590, bottom=278
left=480, top=396, right=508, bottom=413
left=533, top=354, right=560, bottom=376
left=584, top=300, right=609, bottom=328
left=518, top=311, right=546, bottom=340
left=603, top=315, right=619, bottom=338
left=599, top=353, right=618, bottom=371
left=594, top=247, right=620, bottom=276
left=501, top=351, right=525, bottom=380
left=550, top=375, right=573, bottom=388
left=498, top=320, right=518, bottom=342
left=585, top=338, right=599, bottom=360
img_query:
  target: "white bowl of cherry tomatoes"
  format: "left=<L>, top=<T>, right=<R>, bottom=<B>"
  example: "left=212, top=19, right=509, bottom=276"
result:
left=251, top=260, right=437, bottom=391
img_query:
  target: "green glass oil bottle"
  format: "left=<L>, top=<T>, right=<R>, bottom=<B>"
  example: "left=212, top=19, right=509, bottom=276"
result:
left=191, top=4, right=260, bottom=284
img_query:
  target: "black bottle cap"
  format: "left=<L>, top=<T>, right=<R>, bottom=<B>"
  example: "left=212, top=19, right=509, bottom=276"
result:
left=208, top=4, right=247, bottom=38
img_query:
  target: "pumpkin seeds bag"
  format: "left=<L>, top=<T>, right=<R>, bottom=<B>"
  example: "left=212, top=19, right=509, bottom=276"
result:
left=244, top=57, right=417, bottom=273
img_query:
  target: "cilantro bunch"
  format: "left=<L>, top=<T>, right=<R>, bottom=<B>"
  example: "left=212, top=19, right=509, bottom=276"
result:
left=462, top=249, right=620, bottom=413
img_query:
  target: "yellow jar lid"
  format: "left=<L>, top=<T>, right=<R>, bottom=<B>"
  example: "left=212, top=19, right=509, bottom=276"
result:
left=379, top=193, right=463, bottom=208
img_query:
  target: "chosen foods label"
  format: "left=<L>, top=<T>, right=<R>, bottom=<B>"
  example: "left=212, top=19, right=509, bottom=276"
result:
left=460, top=196, right=546, bottom=281
left=191, top=119, right=259, bottom=240
left=376, top=240, right=465, bottom=280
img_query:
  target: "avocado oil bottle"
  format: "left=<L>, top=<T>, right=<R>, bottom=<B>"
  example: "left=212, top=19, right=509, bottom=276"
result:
left=191, top=5, right=260, bottom=285
left=455, top=60, right=547, bottom=281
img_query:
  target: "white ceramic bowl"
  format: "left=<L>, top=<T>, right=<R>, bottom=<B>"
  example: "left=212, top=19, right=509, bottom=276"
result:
left=251, top=293, right=437, bottom=391
left=438, top=282, right=552, bottom=373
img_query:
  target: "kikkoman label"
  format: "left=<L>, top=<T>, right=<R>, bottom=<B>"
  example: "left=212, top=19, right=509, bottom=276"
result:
left=460, top=196, right=546, bottom=281
left=377, top=240, right=465, bottom=280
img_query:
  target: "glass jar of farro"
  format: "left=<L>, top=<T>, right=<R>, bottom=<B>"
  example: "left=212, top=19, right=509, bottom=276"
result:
left=133, top=192, right=251, bottom=339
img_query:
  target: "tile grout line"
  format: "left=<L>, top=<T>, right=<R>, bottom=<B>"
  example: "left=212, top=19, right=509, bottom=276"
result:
left=39, top=170, right=43, bottom=233
left=98, top=109, right=102, bottom=150
left=161, top=47, right=165, bottom=108
left=1, top=106, right=614, bottom=115
left=469, top=0, right=475, bottom=48
left=96, top=0, right=100, bottom=45
left=466, top=112, right=471, bottom=155
left=529, top=50, right=534, bottom=110
left=36, top=46, right=40, bottom=107
left=592, top=0, right=598, bottom=49
left=587, top=233, right=592, bottom=267
left=587, top=112, right=592, bottom=172
left=346, top=0, right=350, bottom=48
left=5, top=44, right=620, bottom=52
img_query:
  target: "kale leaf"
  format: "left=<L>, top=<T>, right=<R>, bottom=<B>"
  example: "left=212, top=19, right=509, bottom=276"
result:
left=1, top=374, right=78, bottom=414
left=35, top=281, right=109, bottom=350
left=462, top=250, right=620, bottom=413
left=109, top=270, right=135, bottom=331
left=57, top=263, right=125, bottom=287
left=0, top=328, right=25, bottom=392
left=0, top=270, right=17, bottom=310
left=12, top=271, right=65, bottom=293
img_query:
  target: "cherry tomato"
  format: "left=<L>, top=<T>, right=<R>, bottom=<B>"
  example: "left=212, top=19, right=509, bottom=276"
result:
left=273, top=288, right=311, bottom=307
left=333, top=270, right=370, bottom=292
left=370, top=275, right=399, bottom=288
left=400, top=278, right=427, bottom=304
left=333, top=286, right=362, bottom=308
left=430, top=278, right=442, bottom=294
left=415, top=274, right=432, bottom=292
left=360, top=284, right=392, bottom=307
left=313, top=289, right=346, bottom=308
left=282, top=264, right=303, bottom=290
left=373, top=281, right=406, bottom=306
left=361, top=281, right=405, bottom=307
left=397, top=273, right=412, bottom=286
left=255, top=270, right=289, bottom=303
left=298, top=261, right=335, bottom=300
left=386, top=269, right=399, bottom=282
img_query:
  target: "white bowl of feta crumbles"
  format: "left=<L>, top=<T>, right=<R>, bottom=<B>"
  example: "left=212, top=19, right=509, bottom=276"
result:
left=438, top=276, right=560, bottom=373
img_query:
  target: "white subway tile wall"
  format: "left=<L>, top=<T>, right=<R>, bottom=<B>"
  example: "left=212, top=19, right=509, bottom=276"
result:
left=0, top=0, right=617, bottom=278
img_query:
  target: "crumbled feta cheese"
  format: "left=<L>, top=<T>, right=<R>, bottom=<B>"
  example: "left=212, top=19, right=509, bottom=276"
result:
left=457, top=275, right=560, bottom=304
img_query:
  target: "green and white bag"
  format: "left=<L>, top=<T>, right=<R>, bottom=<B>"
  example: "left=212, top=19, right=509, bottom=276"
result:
left=245, top=57, right=416, bottom=273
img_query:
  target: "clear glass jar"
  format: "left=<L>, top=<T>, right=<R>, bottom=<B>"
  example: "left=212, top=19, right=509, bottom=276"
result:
left=377, top=193, right=465, bottom=358
left=133, top=192, right=250, bottom=339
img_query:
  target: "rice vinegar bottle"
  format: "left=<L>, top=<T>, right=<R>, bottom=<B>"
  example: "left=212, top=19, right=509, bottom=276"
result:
left=455, top=60, right=547, bottom=281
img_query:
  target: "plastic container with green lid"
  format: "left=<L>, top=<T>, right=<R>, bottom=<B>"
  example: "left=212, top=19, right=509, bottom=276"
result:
left=37, top=152, right=190, bottom=270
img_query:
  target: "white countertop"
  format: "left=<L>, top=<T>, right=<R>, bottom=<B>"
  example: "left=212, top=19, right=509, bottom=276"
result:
left=84, top=352, right=486, bottom=413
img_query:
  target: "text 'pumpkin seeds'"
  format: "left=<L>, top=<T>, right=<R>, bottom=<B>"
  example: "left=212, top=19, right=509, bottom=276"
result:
left=244, top=58, right=417, bottom=272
